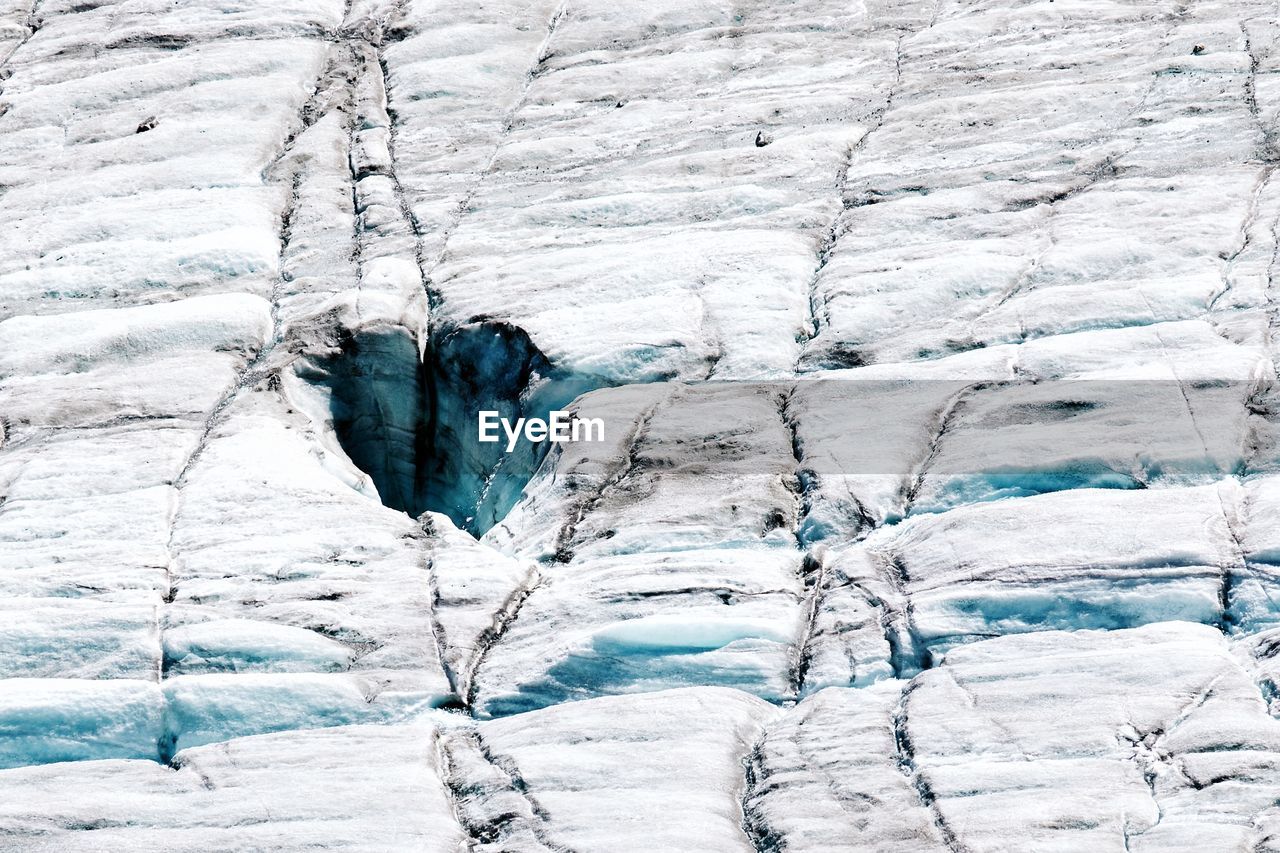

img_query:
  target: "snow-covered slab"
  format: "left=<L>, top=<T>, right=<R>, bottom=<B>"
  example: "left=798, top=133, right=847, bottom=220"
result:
left=541, top=383, right=800, bottom=559
left=1, top=0, right=1278, bottom=845
left=477, top=686, right=779, bottom=852
left=120, top=690, right=768, bottom=852
left=0, top=0, right=32, bottom=63
left=852, top=482, right=1241, bottom=656
left=0, top=297, right=268, bottom=699
left=745, top=681, right=948, bottom=852
left=0, top=440, right=177, bottom=600
left=912, top=376, right=1255, bottom=514
left=0, top=0, right=344, bottom=318
left=162, top=390, right=452, bottom=696
left=0, top=723, right=463, bottom=852
left=472, top=547, right=803, bottom=716
left=161, top=672, right=431, bottom=753
left=0, top=598, right=157, bottom=681
left=382, top=0, right=565, bottom=264
left=0, top=293, right=270, bottom=431
left=0, top=678, right=164, bottom=769
left=787, top=377, right=971, bottom=531
left=162, top=618, right=355, bottom=677
left=0, top=288, right=450, bottom=769
left=907, top=623, right=1280, bottom=852
left=474, top=383, right=806, bottom=715
left=1013, top=319, right=1269, bottom=381
left=805, top=0, right=1270, bottom=367
left=406, top=0, right=936, bottom=381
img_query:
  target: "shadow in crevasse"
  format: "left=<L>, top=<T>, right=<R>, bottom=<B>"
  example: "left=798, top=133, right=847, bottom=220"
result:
left=305, top=320, right=595, bottom=536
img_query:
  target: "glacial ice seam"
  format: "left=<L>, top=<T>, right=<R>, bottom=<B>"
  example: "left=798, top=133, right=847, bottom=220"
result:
left=797, top=30, right=908, bottom=368
left=0, top=0, right=38, bottom=75
left=549, top=390, right=669, bottom=565
left=438, top=725, right=567, bottom=852
left=413, top=0, right=569, bottom=317
left=893, top=680, right=966, bottom=853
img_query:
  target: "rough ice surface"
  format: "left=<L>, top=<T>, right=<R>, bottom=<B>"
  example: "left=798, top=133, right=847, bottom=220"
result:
left=0, top=723, right=465, bottom=851
left=750, top=624, right=1280, bottom=852
left=2, top=0, right=1280, bottom=849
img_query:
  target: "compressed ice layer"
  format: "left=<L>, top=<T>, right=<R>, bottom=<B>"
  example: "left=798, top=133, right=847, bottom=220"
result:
left=474, top=384, right=808, bottom=715
left=161, top=672, right=435, bottom=753
left=162, top=619, right=356, bottom=676
left=2, top=0, right=1280, bottom=846
left=749, top=623, right=1280, bottom=852
left=479, top=686, right=779, bottom=852
left=0, top=679, right=164, bottom=769
left=0, top=688, right=774, bottom=852
left=0, top=723, right=463, bottom=852
left=472, top=549, right=804, bottom=716
left=867, top=482, right=1240, bottom=651
left=910, top=375, right=1257, bottom=514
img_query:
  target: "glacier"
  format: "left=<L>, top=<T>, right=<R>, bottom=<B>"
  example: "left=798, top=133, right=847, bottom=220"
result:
left=2, top=0, right=1280, bottom=849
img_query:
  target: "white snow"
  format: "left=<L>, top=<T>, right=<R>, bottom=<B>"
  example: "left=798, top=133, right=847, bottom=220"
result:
left=0, top=723, right=463, bottom=852
left=2, top=0, right=1280, bottom=847
left=479, top=686, right=779, bottom=852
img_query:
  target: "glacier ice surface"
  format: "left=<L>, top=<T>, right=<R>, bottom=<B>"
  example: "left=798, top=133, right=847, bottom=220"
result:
left=3, top=0, right=1280, bottom=848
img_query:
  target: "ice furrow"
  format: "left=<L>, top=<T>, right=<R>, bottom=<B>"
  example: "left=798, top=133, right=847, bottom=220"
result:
left=900, top=384, right=971, bottom=517
left=549, top=391, right=667, bottom=564
left=879, top=553, right=927, bottom=678
left=892, top=681, right=966, bottom=853
left=1209, top=165, right=1277, bottom=315
left=741, top=738, right=784, bottom=853
left=438, top=726, right=565, bottom=852
left=462, top=565, right=545, bottom=712
left=371, top=47, right=432, bottom=305
left=0, top=0, right=38, bottom=74
left=796, top=31, right=906, bottom=365
left=419, top=526, right=461, bottom=702
left=417, top=0, right=569, bottom=318
left=780, top=388, right=828, bottom=698
left=1217, top=483, right=1251, bottom=632
left=744, top=682, right=952, bottom=851
left=1243, top=22, right=1278, bottom=164
left=789, top=550, right=829, bottom=697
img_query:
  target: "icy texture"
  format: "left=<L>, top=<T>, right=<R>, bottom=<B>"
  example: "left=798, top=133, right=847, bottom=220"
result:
left=475, top=384, right=806, bottom=715
left=853, top=482, right=1241, bottom=655
left=0, top=690, right=773, bottom=851
left=0, top=723, right=463, bottom=851
left=3, top=0, right=1280, bottom=848
left=744, top=681, right=949, bottom=852
left=475, top=687, right=777, bottom=852
left=749, top=624, right=1280, bottom=852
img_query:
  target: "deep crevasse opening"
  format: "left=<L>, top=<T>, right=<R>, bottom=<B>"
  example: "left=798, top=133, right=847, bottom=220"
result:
left=306, top=318, right=598, bottom=535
